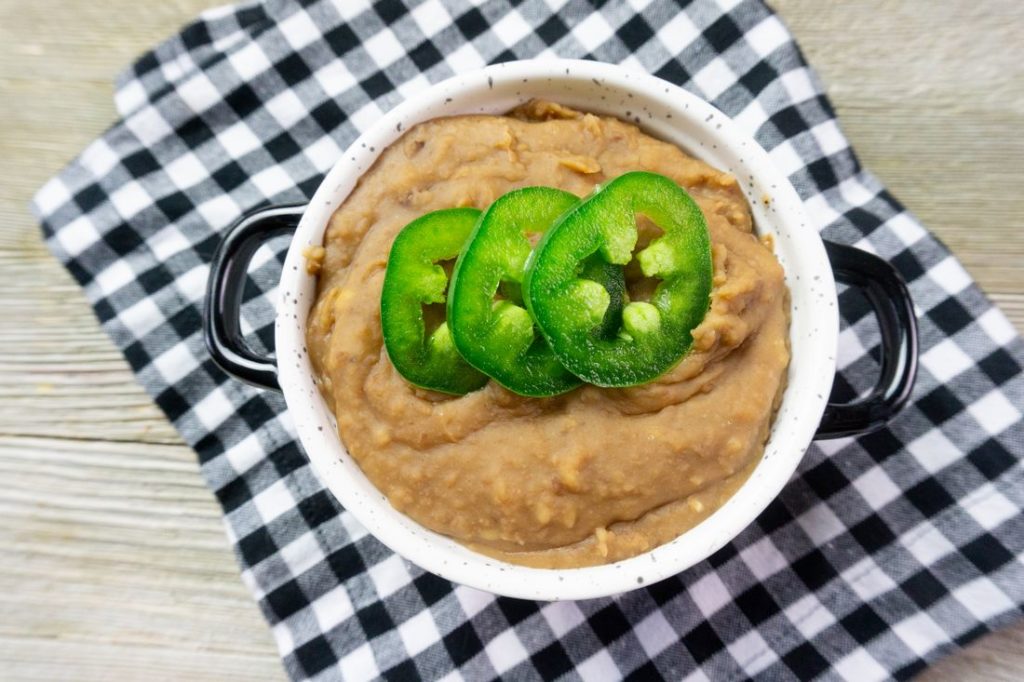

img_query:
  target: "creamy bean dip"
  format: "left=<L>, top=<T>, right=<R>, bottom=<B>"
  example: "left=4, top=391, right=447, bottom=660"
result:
left=306, top=100, right=790, bottom=568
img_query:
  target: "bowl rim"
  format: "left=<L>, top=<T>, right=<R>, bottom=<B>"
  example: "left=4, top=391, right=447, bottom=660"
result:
left=274, top=58, right=838, bottom=600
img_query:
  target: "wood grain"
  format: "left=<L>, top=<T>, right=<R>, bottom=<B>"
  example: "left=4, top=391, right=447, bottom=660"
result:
left=0, top=0, right=1020, bottom=680
left=0, top=1, right=285, bottom=680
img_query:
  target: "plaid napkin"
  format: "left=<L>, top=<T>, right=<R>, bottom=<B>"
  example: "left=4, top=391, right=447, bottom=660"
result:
left=32, top=0, right=1024, bottom=679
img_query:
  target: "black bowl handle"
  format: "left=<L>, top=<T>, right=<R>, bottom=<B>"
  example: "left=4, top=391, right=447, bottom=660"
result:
left=203, top=204, right=307, bottom=392
left=814, top=240, right=919, bottom=439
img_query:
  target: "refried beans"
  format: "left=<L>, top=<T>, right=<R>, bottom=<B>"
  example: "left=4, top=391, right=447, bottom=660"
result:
left=305, top=100, right=790, bottom=568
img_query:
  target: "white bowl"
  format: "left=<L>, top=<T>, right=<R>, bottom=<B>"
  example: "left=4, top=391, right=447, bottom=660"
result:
left=271, top=59, right=838, bottom=600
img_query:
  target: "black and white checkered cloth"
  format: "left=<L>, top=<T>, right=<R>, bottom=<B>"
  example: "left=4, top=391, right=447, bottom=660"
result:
left=31, top=0, right=1024, bottom=679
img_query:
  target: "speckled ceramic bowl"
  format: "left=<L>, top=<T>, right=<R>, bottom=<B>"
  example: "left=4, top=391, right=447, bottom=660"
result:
left=205, top=59, right=917, bottom=600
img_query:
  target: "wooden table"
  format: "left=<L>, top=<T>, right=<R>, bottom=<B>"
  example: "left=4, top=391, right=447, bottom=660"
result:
left=1, top=1, right=1021, bottom=679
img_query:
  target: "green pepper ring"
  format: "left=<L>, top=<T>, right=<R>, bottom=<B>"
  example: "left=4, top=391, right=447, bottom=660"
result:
left=380, top=208, right=489, bottom=395
left=523, top=171, right=713, bottom=387
left=447, top=187, right=623, bottom=397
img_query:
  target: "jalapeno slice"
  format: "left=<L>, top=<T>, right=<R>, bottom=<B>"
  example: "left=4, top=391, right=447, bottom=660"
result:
left=523, top=171, right=713, bottom=387
left=380, top=208, right=489, bottom=395
left=447, top=187, right=624, bottom=397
